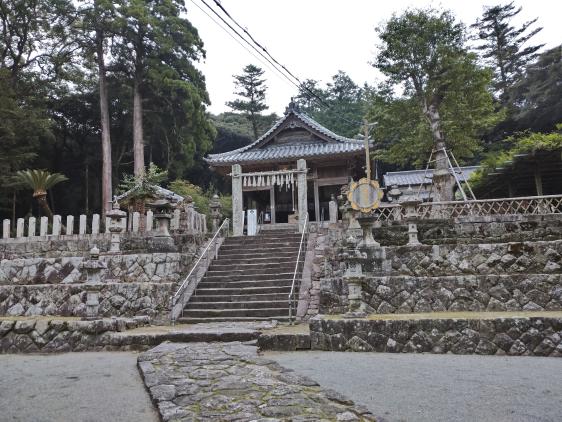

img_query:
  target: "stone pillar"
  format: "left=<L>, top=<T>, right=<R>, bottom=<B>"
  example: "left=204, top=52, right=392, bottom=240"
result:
left=80, top=246, right=106, bottom=320
left=40, top=217, right=48, bottom=236
left=2, top=219, right=10, bottom=239
left=341, top=236, right=368, bottom=318
left=92, top=214, right=100, bottom=234
left=209, top=194, right=223, bottom=232
left=232, top=164, right=243, bottom=236
left=79, top=215, right=87, bottom=235
left=28, top=217, right=36, bottom=237
left=52, top=215, right=61, bottom=236
left=66, top=215, right=74, bottom=235
left=357, top=215, right=379, bottom=248
left=297, top=159, right=308, bottom=232
left=16, top=218, right=24, bottom=238
left=328, top=194, right=338, bottom=224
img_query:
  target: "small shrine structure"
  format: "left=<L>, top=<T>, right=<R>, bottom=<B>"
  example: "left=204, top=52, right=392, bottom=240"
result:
left=205, top=102, right=369, bottom=235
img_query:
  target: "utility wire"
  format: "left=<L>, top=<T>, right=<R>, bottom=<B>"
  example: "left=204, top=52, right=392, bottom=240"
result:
left=207, top=0, right=364, bottom=127
left=186, top=0, right=298, bottom=92
left=196, top=0, right=304, bottom=93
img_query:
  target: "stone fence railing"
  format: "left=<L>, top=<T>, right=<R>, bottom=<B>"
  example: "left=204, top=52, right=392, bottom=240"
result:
left=372, top=194, right=562, bottom=222
left=1, top=207, right=207, bottom=242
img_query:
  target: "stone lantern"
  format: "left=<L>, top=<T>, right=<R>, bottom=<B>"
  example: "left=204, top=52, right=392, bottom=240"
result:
left=146, top=199, right=176, bottom=252
left=80, top=246, right=106, bottom=320
left=401, top=187, right=422, bottom=246
left=209, top=194, right=222, bottom=232
left=340, top=235, right=368, bottom=318
left=106, top=197, right=126, bottom=253
left=356, top=214, right=380, bottom=248
left=387, top=185, right=402, bottom=203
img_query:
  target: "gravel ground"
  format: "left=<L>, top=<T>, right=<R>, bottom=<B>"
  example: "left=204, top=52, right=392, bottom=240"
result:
left=266, top=351, right=562, bottom=422
left=0, top=352, right=158, bottom=422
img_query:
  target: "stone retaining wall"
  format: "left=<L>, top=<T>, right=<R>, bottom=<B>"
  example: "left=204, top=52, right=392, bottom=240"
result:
left=310, top=316, right=562, bottom=356
left=0, top=253, right=190, bottom=285
left=0, top=316, right=150, bottom=353
left=0, top=283, right=173, bottom=319
left=0, top=232, right=202, bottom=259
left=321, top=274, right=562, bottom=315
left=375, top=214, right=562, bottom=246
left=374, top=240, right=562, bottom=277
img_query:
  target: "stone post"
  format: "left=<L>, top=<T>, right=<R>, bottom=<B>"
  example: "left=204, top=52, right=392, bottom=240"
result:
left=209, top=194, right=223, bottom=232
left=297, top=159, right=308, bottom=232
left=357, top=215, right=379, bottom=248
left=106, top=198, right=126, bottom=254
left=328, top=194, right=338, bottom=224
left=28, top=217, right=36, bottom=237
left=2, top=219, right=10, bottom=239
left=40, top=217, right=48, bottom=236
left=401, top=189, right=422, bottom=246
left=16, top=218, right=24, bottom=238
left=232, top=164, right=243, bottom=236
left=80, top=246, right=106, bottom=320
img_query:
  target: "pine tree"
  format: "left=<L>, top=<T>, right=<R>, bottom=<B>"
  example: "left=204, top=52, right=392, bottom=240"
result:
left=226, top=64, right=268, bottom=140
left=471, top=2, right=544, bottom=104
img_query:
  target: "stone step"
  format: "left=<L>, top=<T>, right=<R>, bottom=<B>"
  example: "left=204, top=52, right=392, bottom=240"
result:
left=210, top=257, right=296, bottom=267
left=197, top=278, right=294, bottom=289
left=185, top=300, right=290, bottom=310
left=217, top=249, right=298, bottom=263
left=195, top=286, right=292, bottom=296
left=218, top=249, right=298, bottom=259
left=225, top=234, right=302, bottom=243
left=206, top=264, right=295, bottom=275
left=181, top=307, right=290, bottom=318
left=219, top=242, right=301, bottom=251
left=189, top=292, right=289, bottom=302
left=177, top=316, right=291, bottom=324
left=202, top=272, right=295, bottom=283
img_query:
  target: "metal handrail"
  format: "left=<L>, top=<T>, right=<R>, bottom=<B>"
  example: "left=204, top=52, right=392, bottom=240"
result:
left=288, top=213, right=309, bottom=325
left=256, top=211, right=264, bottom=235
left=170, top=218, right=230, bottom=323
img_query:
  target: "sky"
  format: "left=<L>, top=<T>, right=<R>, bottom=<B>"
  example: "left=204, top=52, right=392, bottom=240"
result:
left=185, top=0, right=562, bottom=115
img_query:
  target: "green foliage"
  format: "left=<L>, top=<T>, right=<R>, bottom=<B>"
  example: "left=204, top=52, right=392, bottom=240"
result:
left=370, top=8, right=499, bottom=167
left=15, top=169, right=68, bottom=194
left=169, top=179, right=232, bottom=222
left=507, top=46, right=562, bottom=133
left=471, top=2, right=543, bottom=103
left=117, top=162, right=168, bottom=200
left=226, top=64, right=268, bottom=139
left=469, top=126, right=562, bottom=187
left=294, top=72, right=366, bottom=138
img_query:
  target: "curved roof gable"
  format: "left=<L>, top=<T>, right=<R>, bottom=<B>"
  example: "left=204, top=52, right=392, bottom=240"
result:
left=206, top=103, right=364, bottom=166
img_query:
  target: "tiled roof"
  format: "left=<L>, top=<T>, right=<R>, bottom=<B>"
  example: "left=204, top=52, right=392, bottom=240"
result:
left=206, top=107, right=364, bottom=165
left=383, top=166, right=480, bottom=187
left=116, top=185, right=184, bottom=204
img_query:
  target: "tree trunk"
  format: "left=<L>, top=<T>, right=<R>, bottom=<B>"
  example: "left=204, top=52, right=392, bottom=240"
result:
left=36, top=194, right=54, bottom=219
left=133, top=31, right=145, bottom=177
left=424, top=102, right=454, bottom=202
left=97, top=29, right=112, bottom=219
left=133, top=75, right=144, bottom=176
left=249, top=112, right=259, bottom=140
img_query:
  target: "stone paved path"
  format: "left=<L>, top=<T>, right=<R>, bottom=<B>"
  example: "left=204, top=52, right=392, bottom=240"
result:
left=0, top=352, right=158, bottom=422
left=267, top=351, right=562, bottom=422
left=138, top=341, right=376, bottom=421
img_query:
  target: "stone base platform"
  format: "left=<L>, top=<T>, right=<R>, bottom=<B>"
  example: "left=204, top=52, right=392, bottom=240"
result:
left=138, top=341, right=375, bottom=421
left=310, top=311, right=562, bottom=356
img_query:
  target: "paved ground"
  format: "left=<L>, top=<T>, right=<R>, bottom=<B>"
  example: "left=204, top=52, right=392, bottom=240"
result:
left=267, top=351, right=562, bottom=422
left=0, top=352, right=158, bottom=422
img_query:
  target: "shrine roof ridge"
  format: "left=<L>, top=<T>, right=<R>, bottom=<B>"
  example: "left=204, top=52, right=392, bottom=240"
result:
left=205, top=107, right=364, bottom=166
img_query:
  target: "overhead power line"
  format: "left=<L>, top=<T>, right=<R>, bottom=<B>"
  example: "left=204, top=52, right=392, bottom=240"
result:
left=186, top=0, right=298, bottom=92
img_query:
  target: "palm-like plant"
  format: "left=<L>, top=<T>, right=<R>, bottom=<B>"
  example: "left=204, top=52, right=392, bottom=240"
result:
left=15, top=169, right=68, bottom=218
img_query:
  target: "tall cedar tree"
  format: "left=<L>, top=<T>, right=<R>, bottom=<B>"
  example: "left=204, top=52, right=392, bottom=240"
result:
left=374, top=8, right=497, bottom=201
left=79, top=0, right=118, bottom=218
left=508, top=45, right=562, bottom=132
left=471, top=2, right=543, bottom=104
left=114, top=0, right=214, bottom=177
left=227, top=64, right=268, bottom=140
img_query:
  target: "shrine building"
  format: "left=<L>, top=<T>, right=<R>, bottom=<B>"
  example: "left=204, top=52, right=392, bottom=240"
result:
left=205, top=102, right=369, bottom=235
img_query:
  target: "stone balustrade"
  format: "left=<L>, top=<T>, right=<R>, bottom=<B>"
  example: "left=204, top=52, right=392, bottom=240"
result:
left=1, top=207, right=207, bottom=243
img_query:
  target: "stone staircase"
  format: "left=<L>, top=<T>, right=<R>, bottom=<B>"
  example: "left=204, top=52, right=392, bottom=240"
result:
left=178, top=227, right=302, bottom=323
